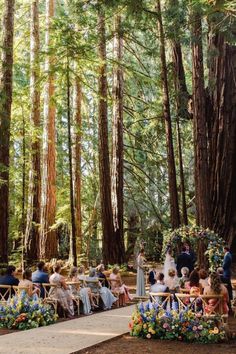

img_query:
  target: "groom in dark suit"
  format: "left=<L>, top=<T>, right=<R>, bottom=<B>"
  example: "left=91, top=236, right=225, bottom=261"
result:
left=223, top=246, right=232, bottom=279
left=176, top=246, right=194, bottom=277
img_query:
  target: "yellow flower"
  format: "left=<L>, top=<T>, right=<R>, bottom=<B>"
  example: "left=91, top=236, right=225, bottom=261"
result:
left=143, top=324, right=147, bottom=329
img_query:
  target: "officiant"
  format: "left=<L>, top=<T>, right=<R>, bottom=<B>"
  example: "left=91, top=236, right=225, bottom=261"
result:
left=176, top=245, right=194, bottom=277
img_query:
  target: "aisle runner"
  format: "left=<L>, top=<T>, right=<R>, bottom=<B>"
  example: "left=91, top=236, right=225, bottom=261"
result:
left=0, top=305, right=136, bottom=354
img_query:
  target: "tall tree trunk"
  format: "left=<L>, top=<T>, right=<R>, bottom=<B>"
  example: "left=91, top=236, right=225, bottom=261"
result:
left=169, top=0, right=189, bottom=225
left=0, top=0, right=15, bottom=266
left=111, top=15, right=125, bottom=263
left=25, top=0, right=41, bottom=262
left=208, top=12, right=236, bottom=246
left=40, top=0, right=57, bottom=259
left=97, top=7, right=115, bottom=265
left=72, top=68, right=82, bottom=258
left=157, top=0, right=180, bottom=229
left=191, top=8, right=210, bottom=228
left=176, top=117, right=188, bottom=225
left=67, top=61, right=77, bottom=266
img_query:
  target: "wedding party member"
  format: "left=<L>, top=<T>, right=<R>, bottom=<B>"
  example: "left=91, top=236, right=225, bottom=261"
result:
left=204, top=272, right=229, bottom=315
left=49, top=264, right=74, bottom=318
left=110, top=266, right=132, bottom=303
left=136, top=249, right=146, bottom=296
left=223, top=246, right=232, bottom=279
left=87, top=268, right=118, bottom=310
left=185, top=269, right=202, bottom=295
left=32, top=261, right=49, bottom=297
left=176, top=246, right=194, bottom=277
left=184, top=242, right=196, bottom=266
left=179, top=267, right=189, bottom=288
left=148, top=266, right=157, bottom=286
left=163, top=246, right=176, bottom=280
left=199, top=269, right=209, bottom=290
left=68, top=267, right=92, bottom=315
left=165, top=268, right=179, bottom=293
left=19, top=269, right=40, bottom=297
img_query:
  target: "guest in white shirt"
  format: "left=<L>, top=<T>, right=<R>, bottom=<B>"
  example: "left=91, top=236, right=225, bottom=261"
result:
left=150, top=272, right=168, bottom=293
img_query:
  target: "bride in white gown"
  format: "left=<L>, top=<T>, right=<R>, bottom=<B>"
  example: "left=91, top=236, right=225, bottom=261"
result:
left=163, top=247, right=177, bottom=279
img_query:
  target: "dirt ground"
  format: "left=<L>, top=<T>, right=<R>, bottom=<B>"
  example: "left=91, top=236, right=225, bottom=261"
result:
left=80, top=334, right=236, bottom=354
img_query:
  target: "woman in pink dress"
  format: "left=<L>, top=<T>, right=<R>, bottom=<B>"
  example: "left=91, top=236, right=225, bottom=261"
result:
left=204, top=272, right=229, bottom=315
left=110, top=266, right=132, bottom=305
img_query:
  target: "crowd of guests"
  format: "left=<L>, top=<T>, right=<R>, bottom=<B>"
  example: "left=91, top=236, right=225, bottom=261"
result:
left=148, top=266, right=232, bottom=314
left=0, top=262, right=131, bottom=318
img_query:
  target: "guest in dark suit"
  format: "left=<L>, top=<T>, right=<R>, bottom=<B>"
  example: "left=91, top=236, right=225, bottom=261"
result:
left=176, top=246, right=194, bottom=277
left=223, top=246, right=232, bottom=279
left=32, top=261, right=49, bottom=297
left=148, top=268, right=157, bottom=286
left=0, top=265, right=19, bottom=297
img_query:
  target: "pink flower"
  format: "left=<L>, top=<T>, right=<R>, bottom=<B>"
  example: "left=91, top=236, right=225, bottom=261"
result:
left=193, top=326, right=197, bottom=331
left=163, top=323, right=169, bottom=329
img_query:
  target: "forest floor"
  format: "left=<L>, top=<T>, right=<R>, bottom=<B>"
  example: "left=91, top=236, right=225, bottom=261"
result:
left=80, top=332, right=236, bottom=354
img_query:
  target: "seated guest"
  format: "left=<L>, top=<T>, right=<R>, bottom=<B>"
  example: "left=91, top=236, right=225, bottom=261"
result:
left=148, top=266, right=157, bottom=286
left=110, top=266, right=132, bottom=304
left=150, top=272, right=168, bottom=293
left=96, top=264, right=109, bottom=288
left=165, top=268, right=179, bottom=293
left=0, top=265, right=19, bottom=286
left=32, top=261, right=49, bottom=297
left=19, top=269, right=39, bottom=297
left=68, top=267, right=96, bottom=314
left=217, top=267, right=233, bottom=303
left=199, top=269, right=209, bottom=290
left=86, top=268, right=117, bottom=310
left=49, top=264, right=74, bottom=318
left=185, top=269, right=202, bottom=295
left=179, top=267, right=189, bottom=288
left=204, top=272, right=229, bottom=315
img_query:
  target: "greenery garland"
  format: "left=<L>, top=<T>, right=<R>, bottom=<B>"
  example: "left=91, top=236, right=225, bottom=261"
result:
left=162, top=225, right=225, bottom=271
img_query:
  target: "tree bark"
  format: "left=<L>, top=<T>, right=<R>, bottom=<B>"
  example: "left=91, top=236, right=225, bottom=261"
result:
left=97, top=7, right=116, bottom=265
left=208, top=16, right=236, bottom=246
left=191, top=9, right=211, bottom=228
left=157, top=0, right=180, bottom=229
left=0, top=0, right=15, bottom=265
left=25, top=0, right=41, bottom=262
left=40, top=0, right=57, bottom=259
left=111, top=15, right=125, bottom=263
left=67, top=61, right=77, bottom=266
left=72, top=68, right=82, bottom=258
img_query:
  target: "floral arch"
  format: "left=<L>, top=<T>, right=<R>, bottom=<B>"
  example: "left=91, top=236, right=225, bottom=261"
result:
left=162, top=225, right=225, bottom=271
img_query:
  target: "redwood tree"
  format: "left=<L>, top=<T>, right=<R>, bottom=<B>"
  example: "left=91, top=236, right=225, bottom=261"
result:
left=191, top=7, right=211, bottom=228
left=111, top=15, right=125, bottom=263
left=25, top=0, right=41, bottom=262
left=157, top=0, right=180, bottom=229
left=97, top=6, right=116, bottom=264
left=0, top=0, right=15, bottom=265
left=208, top=9, right=236, bottom=246
left=40, top=0, right=57, bottom=259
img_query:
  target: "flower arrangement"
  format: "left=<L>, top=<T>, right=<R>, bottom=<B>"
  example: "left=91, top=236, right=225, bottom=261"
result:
left=0, top=293, right=57, bottom=330
left=162, top=225, right=225, bottom=271
left=129, top=302, right=227, bottom=343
